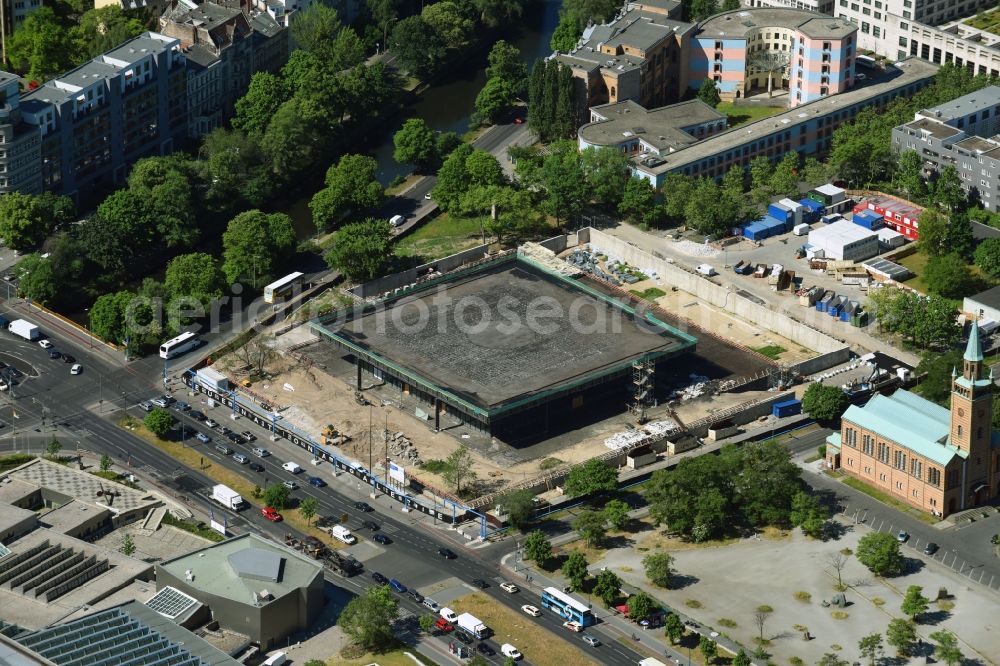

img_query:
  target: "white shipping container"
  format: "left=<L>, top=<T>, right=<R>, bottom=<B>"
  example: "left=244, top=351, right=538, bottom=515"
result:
left=197, top=367, right=230, bottom=391
left=793, top=223, right=810, bottom=236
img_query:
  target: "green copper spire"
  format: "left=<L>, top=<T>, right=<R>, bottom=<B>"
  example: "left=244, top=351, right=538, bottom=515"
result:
left=965, top=321, right=984, bottom=363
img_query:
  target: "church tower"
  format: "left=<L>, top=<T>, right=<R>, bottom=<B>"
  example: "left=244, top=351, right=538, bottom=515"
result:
left=950, top=322, right=994, bottom=506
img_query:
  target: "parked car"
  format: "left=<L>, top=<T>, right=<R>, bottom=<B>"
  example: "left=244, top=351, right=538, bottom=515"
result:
left=423, top=598, right=440, bottom=612
left=48, top=350, right=61, bottom=360
left=308, top=476, right=326, bottom=488
left=521, top=605, right=540, bottom=617
left=282, top=480, right=297, bottom=490
left=189, top=410, right=206, bottom=421
left=70, top=364, right=82, bottom=375
left=438, top=548, right=457, bottom=559
left=477, top=643, right=496, bottom=656
left=215, top=444, right=233, bottom=455
left=354, top=501, right=373, bottom=512
left=500, top=582, right=518, bottom=594
left=372, top=572, right=388, bottom=585
left=195, top=432, right=211, bottom=443
left=242, top=431, right=257, bottom=442
left=362, top=520, right=379, bottom=531
left=389, top=579, right=407, bottom=593
left=204, top=418, right=219, bottom=428
left=408, top=589, right=424, bottom=604
left=227, top=433, right=243, bottom=444
left=249, top=462, right=265, bottom=473
left=434, top=617, right=453, bottom=632
left=897, top=530, right=910, bottom=543
left=282, top=462, right=302, bottom=474
left=923, top=542, right=939, bottom=555
left=454, top=631, right=473, bottom=645
left=581, top=635, right=601, bottom=647
left=261, top=507, right=282, bottom=522
left=252, top=447, right=270, bottom=457
left=62, top=354, right=76, bottom=364
left=173, top=401, right=190, bottom=411
left=151, top=395, right=175, bottom=408
left=439, top=608, right=458, bottom=623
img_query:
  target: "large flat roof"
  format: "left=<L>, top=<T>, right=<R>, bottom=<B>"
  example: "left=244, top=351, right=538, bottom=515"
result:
left=920, top=85, right=1000, bottom=121
left=697, top=8, right=856, bottom=40
left=638, top=58, right=939, bottom=176
left=580, top=99, right=725, bottom=152
left=314, top=254, right=697, bottom=416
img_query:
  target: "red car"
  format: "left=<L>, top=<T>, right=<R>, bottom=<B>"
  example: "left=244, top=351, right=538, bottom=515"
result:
left=514, top=117, right=524, bottom=124
left=261, top=506, right=283, bottom=522
left=434, top=617, right=454, bottom=632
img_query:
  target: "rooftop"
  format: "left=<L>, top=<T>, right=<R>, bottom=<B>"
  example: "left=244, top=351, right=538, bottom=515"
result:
left=37, top=499, right=110, bottom=535
left=842, top=390, right=963, bottom=467
left=808, top=219, right=877, bottom=245
left=955, top=135, right=1000, bottom=153
left=0, top=505, right=37, bottom=538
left=919, top=85, right=1000, bottom=121
left=628, top=0, right=681, bottom=15
left=579, top=99, right=725, bottom=153
left=163, top=1, right=242, bottom=31
left=638, top=58, right=939, bottom=176
left=966, top=284, right=1000, bottom=310
left=157, top=533, right=322, bottom=607
left=903, top=117, right=965, bottom=140
left=556, top=9, right=693, bottom=74
left=697, top=8, right=856, bottom=40
left=815, top=183, right=845, bottom=196
left=12, top=602, right=240, bottom=666
left=314, top=254, right=697, bottom=415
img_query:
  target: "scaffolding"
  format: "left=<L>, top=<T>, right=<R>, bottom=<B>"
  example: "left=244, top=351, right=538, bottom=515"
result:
left=629, top=358, right=655, bottom=423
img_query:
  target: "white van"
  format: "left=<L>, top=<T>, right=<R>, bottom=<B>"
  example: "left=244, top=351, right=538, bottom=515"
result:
left=262, top=652, right=287, bottom=666
left=500, top=644, right=522, bottom=660
left=696, top=264, right=717, bottom=276
left=389, top=214, right=405, bottom=228
left=330, top=525, right=357, bottom=544
left=282, top=461, right=302, bottom=474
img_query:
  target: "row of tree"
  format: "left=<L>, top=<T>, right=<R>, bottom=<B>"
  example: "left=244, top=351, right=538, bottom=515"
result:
left=868, top=286, right=961, bottom=350
left=473, top=40, right=528, bottom=125
left=526, top=58, right=579, bottom=142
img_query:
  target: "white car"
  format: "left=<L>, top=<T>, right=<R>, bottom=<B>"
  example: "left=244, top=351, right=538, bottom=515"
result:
left=563, top=620, right=583, bottom=632
left=500, top=582, right=519, bottom=594
left=500, top=644, right=522, bottom=660
left=520, top=604, right=540, bottom=617
left=582, top=635, right=601, bottom=647
left=0, top=379, right=9, bottom=391
left=70, top=364, right=82, bottom=375
left=38, top=339, right=52, bottom=349
left=282, top=461, right=302, bottom=474
left=309, top=458, right=323, bottom=466
left=439, top=607, right=458, bottom=623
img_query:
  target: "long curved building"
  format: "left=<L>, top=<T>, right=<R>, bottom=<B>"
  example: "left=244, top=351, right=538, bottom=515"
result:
left=689, top=8, right=858, bottom=107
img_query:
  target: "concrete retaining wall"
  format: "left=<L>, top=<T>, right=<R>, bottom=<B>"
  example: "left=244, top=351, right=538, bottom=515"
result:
left=584, top=228, right=849, bottom=357
left=789, top=347, right=852, bottom=377
left=351, top=244, right=490, bottom=298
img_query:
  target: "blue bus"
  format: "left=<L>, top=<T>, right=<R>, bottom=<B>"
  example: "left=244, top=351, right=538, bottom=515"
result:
left=541, top=587, right=595, bottom=626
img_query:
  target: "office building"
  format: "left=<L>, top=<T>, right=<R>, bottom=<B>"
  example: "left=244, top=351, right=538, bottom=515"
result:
left=577, top=99, right=727, bottom=158
left=689, top=8, right=857, bottom=106
left=743, top=0, right=835, bottom=14
left=0, top=70, right=42, bottom=194
left=826, top=323, right=1000, bottom=517
left=891, top=86, right=1000, bottom=210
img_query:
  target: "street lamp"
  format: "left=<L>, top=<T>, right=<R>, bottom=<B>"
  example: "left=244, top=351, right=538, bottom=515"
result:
left=382, top=18, right=397, bottom=55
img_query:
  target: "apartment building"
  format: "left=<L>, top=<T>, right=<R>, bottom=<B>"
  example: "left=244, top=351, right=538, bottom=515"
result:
left=743, top=0, right=835, bottom=14
left=554, top=0, right=694, bottom=120
left=17, top=32, right=188, bottom=200
left=690, top=8, right=857, bottom=107
left=891, top=86, right=1000, bottom=210
left=0, top=71, right=42, bottom=194
left=826, top=323, right=1000, bottom=517
left=160, top=0, right=287, bottom=138
left=832, top=0, right=992, bottom=53
left=633, top=57, right=936, bottom=186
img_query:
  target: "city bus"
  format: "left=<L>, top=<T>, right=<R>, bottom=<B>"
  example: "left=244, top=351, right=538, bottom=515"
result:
left=540, top=587, right=595, bottom=626
left=263, top=272, right=304, bottom=304
left=159, top=331, right=200, bottom=359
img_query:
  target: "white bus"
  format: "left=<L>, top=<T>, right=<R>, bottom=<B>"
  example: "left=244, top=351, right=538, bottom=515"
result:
left=263, top=272, right=304, bottom=304
left=159, top=331, right=200, bottom=359
left=856, top=54, right=876, bottom=69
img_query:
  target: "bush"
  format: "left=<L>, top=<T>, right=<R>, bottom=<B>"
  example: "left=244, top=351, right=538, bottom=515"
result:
left=794, top=591, right=811, bottom=603
left=421, top=459, right=448, bottom=473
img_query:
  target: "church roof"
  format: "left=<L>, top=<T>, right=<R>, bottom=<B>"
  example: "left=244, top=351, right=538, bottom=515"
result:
left=842, top=390, right=964, bottom=467
left=965, top=321, right=984, bottom=362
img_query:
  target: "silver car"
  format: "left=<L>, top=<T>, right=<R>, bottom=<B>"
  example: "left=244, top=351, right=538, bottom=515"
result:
left=422, top=597, right=440, bottom=612
left=581, top=635, right=600, bottom=647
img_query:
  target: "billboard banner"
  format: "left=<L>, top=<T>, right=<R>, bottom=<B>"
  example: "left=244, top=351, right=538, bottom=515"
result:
left=388, top=461, right=405, bottom=485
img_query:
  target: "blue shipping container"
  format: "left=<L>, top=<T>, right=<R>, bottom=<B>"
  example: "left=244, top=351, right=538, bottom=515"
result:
left=772, top=399, right=803, bottom=418
left=760, top=216, right=788, bottom=234
left=742, top=222, right=767, bottom=241
left=853, top=211, right=884, bottom=230
left=798, top=198, right=823, bottom=223
left=768, top=203, right=793, bottom=223
left=816, top=291, right=834, bottom=312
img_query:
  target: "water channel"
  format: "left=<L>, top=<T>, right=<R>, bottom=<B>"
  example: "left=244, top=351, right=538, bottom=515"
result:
left=285, top=0, right=561, bottom=237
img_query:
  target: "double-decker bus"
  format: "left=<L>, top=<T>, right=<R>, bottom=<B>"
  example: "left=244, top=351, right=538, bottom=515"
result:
left=540, top=587, right=595, bottom=626
left=159, top=331, right=200, bottom=359
left=263, top=272, right=304, bottom=304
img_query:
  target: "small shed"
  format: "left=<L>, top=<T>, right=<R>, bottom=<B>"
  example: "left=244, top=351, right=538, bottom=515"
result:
left=626, top=445, right=657, bottom=469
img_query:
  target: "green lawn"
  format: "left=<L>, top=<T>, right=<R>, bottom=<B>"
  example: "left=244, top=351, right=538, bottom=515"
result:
left=717, top=102, right=784, bottom=128
left=840, top=476, right=939, bottom=524
left=751, top=344, right=787, bottom=360
left=895, top=251, right=931, bottom=293
left=964, top=8, right=1000, bottom=33
left=395, top=212, right=486, bottom=262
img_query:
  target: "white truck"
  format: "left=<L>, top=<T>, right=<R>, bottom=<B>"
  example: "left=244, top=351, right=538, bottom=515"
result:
left=211, top=484, right=245, bottom=510
left=638, top=659, right=669, bottom=666
left=329, top=525, right=357, bottom=544
left=9, top=319, right=39, bottom=341
left=456, top=612, right=490, bottom=639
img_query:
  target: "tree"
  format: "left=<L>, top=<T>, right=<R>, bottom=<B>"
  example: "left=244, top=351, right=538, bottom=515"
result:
left=790, top=491, right=826, bottom=537
left=221, top=210, right=296, bottom=286
left=474, top=0, right=527, bottom=27
left=626, top=591, right=655, bottom=622
left=498, top=490, right=536, bottom=530
left=391, top=16, right=447, bottom=78
left=0, top=192, right=56, bottom=251
left=7, top=7, right=74, bottom=83
left=119, top=533, right=136, bottom=557
left=539, top=145, right=588, bottom=224
left=917, top=208, right=949, bottom=256
left=816, top=654, right=849, bottom=666
left=685, top=177, right=745, bottom=237
left=561, top=551, right=589, bottom=591
left=825, top=552, right=848, bottom=589
left=573, top=510, right=608, bottom=547
left=100, top=454, right=113, bottom=473
left=699, top=636, right=719, bottom=664
left=748, top=50, right=790, bottom=97
left=581, top=147, right=632, bottom=208
left=144, top=409, right=175, bottom=438
left=563, top=459, right=618, bottom=497
left=945, top=210, right=975, bottom=260
left=665, top=612, right=684, bottom=645
left=393, top=118, right=438, bottom=170
left=233, top=72, right=288, bottom=136
left=422, top=1, right=474, bottom=47
left=311, top=154, right=384, bottom=230
left=931, top=165, right=967, bottom=212
left=475, top=76, right=517, bottom=124
left=691, top=0, right=720, bottom=20
left=929, top=630, right=963, bottom=666
left=915, top=349, right=964, bottom=404
left=732, top=649, right=751, bottom=666
left=71, top=6, right=144, bottom=61
left=801, top=383, right=849, bottom=421
left=486, top=40, right=527, bottom=93
left=419, top=614, right=436, bottom=634
left=721, top=0, right=740, bottom=9
left=753, top=607, right=771, bottom=641
left=771, top=151, right=801, bottom=198
left=604, top=499, right=630, bottom=530
left=802, top=157, right=833, bottom=188
left=894, top=150, right=928, bottom=201
left=290, top=3, right=343, bottom=53
left=642, top=551, right=674, bottom=588
left=441, top=444, right=477, bottom=496
left=550, top=12, right=579, bottom=51
left=900, top=585, right=929, bottom=622
left=924, top=253, right=976, bottom=298
left=697, top=78, right=721, bottom=108
left=857, top=633, right=884, bottom=666
left=339, top=584, right=399, bottom=651
left=324, top=218, right=394, bottom=282
left=164, top=253, right=224, bottom=311
left=299, top=497, right=318, bottom=526
left=46, top=436, right=62, bottom=459
left=856, top=532, right=904, bottom=576
left=593, top=569, right=621, bottom=607
left=263, top=484, right=290, bottom=510
left=750, top=156, right=775, bottom=205
left=885, top=618, right=917, bottom=657
left=523, top=529, right=552, bottom=565
left=975, top=236, right=1000, bottom=277
left=619, top=178, right=661, bottom=227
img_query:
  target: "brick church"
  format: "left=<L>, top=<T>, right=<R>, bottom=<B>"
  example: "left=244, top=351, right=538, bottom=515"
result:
left=826, top=322, right=1000, bottom=517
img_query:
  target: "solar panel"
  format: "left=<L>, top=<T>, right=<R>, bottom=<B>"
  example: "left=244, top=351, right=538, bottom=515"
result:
left=0, top=542, right=10, bottom=559
left=145, top=587, right=200, bottom=620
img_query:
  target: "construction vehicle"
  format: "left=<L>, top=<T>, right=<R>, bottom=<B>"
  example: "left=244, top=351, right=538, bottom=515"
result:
left=325, top=551, right=364, bottom=576
left=354, top=391, right=371, bottom=407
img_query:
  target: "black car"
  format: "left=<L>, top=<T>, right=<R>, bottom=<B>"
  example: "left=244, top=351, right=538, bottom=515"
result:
left=470, top=578, right=488, bottom=589
left=362, top=520, right=380, bottom=531
left=454, top=631, right=474, bottom=645
left=173, top=401, right=191, bottom=412
left=190, top=411, right=206, bottom=421
left=227, top=433, right=243, bottom=444
left=438, top=548, right=457, bottom=559
left=373, top=533, right=391, bottom=545
left=923, top=542, right=939, bottom=555
left=48, top=350, right=61, bottom=359
left=218, top=426, right=233, bottom=436
left=408, top=589, right=423, bottom=603
left=248, top=462, right=265, bottom=473
left=477, top=643, right=496, bottom=656
left=372, top=572, right=388, bottom=585
left=354, top=501, right=373, bottom=512
left=62, top=354, right=76, bottom=364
